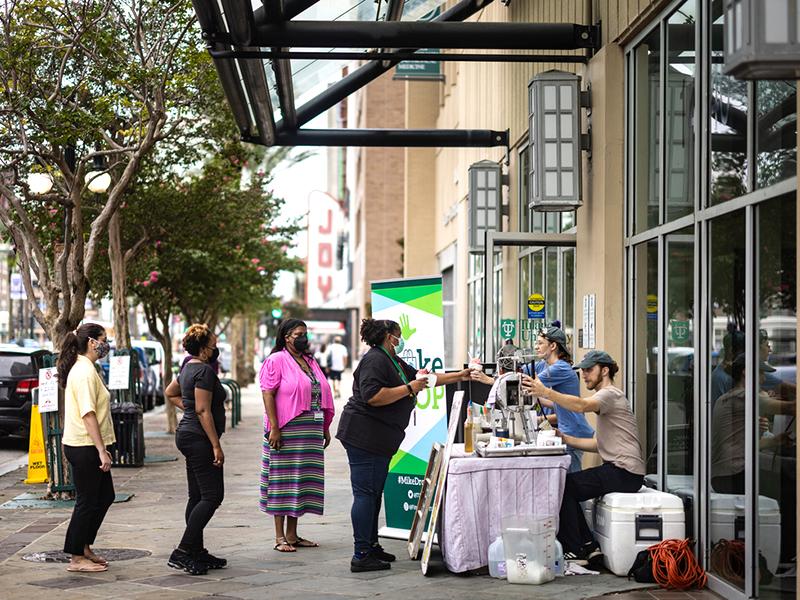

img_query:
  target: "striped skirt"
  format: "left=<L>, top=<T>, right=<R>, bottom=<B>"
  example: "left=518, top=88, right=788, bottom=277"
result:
left=259, top=411, right=324, bottom=517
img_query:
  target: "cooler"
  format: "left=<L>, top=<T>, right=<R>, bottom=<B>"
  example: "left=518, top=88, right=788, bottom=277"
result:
left=594, top=487, right=685, bottom=576
left=709, top=493, right=782, bottom=573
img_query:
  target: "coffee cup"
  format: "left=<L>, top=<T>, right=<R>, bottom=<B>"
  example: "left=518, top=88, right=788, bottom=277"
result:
left=416, top=373, right=437, bottom=388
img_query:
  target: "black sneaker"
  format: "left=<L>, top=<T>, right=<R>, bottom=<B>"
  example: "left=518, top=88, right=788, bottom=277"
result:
left=563, top=551, right=588, bottom=566
left=197, top=548, right=227, bottom=569
left=168, top=548, right=209, bottom=576
left=350, top=554, right=391, bottom=573
left=370, top=545, right=396, bottom=563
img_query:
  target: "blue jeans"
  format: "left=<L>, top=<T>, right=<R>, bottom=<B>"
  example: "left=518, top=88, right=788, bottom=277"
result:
left=567, top=448, right=583, bottom=473
left=343, top=443, right=391, bottom=555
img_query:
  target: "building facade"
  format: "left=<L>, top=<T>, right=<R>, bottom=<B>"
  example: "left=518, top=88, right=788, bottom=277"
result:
left=393, top=1, right=798, bottom=597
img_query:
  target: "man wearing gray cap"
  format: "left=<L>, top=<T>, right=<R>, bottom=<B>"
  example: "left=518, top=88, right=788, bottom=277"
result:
left=522, top=350, right=645, bottom=567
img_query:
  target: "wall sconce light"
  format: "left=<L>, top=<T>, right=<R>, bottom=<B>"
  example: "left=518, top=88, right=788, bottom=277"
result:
left=528, top=70, right=590, bottom=212
left=468, top=160, right=506, bottom=254
left=724, top=0, right=800, bottom=79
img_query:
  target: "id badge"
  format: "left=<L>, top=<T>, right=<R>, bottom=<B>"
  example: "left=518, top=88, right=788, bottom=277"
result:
left=313, top=411, right=324, bottom=421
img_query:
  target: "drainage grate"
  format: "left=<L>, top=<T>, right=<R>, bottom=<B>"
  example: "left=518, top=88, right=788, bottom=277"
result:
left=22, top=548, right=151, bottom=563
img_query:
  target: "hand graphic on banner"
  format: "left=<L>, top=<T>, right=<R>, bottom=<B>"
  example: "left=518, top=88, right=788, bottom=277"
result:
left=399, top=313, right=416, bottom=341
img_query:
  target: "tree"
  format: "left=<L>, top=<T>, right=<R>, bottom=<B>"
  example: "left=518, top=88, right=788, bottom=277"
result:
left=0, top=0, right=217, bottom=349
left=90, top=143, right=302, bottom=429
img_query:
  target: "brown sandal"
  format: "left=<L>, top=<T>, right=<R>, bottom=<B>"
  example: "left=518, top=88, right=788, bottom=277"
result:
left=273, top=538, right=296, bottom=552
left=286, top=536, right=318, bottom=548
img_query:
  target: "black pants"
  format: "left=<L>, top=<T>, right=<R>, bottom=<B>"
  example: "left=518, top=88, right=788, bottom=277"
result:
left=176, top=430, right=224, bottom=551
left=63, top=445, right=115, bottom=556
left=558, top=462, right=643, bottom=553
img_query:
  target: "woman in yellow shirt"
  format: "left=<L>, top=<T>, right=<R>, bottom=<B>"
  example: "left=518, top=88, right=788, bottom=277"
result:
left=57, top=323, right=116, bottom=573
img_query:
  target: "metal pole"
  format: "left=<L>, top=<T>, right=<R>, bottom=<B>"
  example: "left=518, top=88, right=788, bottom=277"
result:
left=209, top=49, right=589, bottom=63
left=271, top=128, right=509, bottom=148
left=251, top=21, right=599, bottom=50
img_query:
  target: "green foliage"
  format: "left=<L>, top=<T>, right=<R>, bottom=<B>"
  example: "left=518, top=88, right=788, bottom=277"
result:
left=0, top=0, right=231, bottom=343
left=91, top=143, right=303, bottom=328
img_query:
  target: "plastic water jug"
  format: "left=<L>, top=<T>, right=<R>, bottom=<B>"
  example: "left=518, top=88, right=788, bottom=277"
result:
left=501, top=516, right=556, bottom=585
left=552, top=539, right=564, bottom=576
left=488, top=536, right=506, bottom=578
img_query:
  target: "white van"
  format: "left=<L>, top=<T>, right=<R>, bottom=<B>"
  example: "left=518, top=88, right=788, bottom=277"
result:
left=133, top=340, right=166, bottom=404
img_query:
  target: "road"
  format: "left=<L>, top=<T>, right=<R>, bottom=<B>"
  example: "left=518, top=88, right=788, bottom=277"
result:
left=0, top=437, right=28, bottom=477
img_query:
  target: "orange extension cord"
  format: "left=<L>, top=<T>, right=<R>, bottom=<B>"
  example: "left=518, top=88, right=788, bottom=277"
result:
left=648, top=539, right=708, bottom=590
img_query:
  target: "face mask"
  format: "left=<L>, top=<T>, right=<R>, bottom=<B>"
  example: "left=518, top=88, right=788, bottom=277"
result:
left=392, top=334, right=404, bottom=354
left=94, top=340, right=110, bottom=359
left=209, top=347, right=220, bottom=363
left=293, top=335, right=310, bottom=353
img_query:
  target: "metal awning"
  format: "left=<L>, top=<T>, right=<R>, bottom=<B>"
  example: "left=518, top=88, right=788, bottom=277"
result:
left=191, top=0, right=600, bottom=148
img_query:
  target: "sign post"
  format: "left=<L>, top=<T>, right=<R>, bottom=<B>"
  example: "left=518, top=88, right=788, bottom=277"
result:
left=371, top=276, right=445, bottom=539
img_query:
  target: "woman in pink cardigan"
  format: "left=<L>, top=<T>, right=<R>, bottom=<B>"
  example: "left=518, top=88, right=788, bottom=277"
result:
left=259, top=319, right=335, bottom=552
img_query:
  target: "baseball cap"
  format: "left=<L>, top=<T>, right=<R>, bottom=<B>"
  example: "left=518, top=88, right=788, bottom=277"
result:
left=573, top=350, right=617, bottom=370
left=540, top=321, right=567, bottom=347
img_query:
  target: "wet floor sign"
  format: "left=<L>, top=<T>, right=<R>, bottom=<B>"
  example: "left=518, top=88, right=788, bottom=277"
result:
left=24, top=405, right=48, bottom=484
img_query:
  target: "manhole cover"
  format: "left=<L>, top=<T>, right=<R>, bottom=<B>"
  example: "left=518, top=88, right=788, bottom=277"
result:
left=22, top=548, right=151, bottom=563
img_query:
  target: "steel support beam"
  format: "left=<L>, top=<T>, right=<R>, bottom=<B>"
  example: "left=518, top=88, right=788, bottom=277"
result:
left=270, top=129, right=509, bottom=148
left=193, top=0, right=274, bottom=143
left=259, top=1, right=297, bottom=128
left=210, top=49, right=589, bottom=64
left=251, top=21, right=599, bottom=50
left=279, top=0, right=496, bottom=130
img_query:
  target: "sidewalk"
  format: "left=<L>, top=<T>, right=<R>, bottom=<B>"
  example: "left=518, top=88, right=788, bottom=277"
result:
left=0, top=373, right=713, bottom=599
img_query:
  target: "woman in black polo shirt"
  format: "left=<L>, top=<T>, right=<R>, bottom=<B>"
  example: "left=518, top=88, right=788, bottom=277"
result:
left=337, top=318, right=470, bottom=572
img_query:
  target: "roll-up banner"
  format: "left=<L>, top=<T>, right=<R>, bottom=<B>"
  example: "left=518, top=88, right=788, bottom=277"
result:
left=371, top=276, right=446, bottom=539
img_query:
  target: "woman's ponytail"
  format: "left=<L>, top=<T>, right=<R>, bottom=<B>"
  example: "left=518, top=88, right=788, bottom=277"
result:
left=57, top=332, right=80, bottom=387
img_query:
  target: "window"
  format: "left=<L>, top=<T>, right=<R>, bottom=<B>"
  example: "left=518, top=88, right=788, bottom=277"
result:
left=466, top=254, right=484, bottom=361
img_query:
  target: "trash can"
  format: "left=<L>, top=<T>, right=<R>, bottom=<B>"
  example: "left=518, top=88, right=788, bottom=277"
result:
left=109, top=401, right=144, bottom=467
left=108, top=348, right=145, bottom=467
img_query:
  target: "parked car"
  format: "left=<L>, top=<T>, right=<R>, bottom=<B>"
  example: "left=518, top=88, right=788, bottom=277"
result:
left=133, top=340, right=166, bottom=405
left=0, top=345, right=53, bottom=439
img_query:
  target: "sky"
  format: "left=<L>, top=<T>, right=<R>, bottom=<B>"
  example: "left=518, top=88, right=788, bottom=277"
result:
left=269, top=112, right=329, bottom=301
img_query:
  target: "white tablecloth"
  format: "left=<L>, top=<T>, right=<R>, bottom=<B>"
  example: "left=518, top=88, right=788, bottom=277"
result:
left=440, top=449, right=570, bottom=573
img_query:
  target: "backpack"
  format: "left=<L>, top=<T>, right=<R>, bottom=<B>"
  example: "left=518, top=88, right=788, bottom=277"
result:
left=627, top=549, right=656, bottom=583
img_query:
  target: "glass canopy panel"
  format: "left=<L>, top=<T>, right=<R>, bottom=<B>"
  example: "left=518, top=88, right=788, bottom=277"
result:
left=260, top=0, right=448, bottom=117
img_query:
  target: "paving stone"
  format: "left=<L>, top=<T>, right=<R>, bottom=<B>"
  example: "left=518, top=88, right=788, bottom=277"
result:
left=29, top=574, right=106, bottom=589
left=134, top=574, right=217, bottom=587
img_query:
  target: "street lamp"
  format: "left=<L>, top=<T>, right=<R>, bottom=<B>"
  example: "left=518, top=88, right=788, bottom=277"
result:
left=724, top=0, right=800, bottom=79
left=84, top=170, right=111, bottom=193
left=26, top=173, right=54, bottom=195
left=528, top=70, right=589, bottom=212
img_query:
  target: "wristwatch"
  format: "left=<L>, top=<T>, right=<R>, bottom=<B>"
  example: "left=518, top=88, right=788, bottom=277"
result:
left=406, top=383, right=414, bottom=395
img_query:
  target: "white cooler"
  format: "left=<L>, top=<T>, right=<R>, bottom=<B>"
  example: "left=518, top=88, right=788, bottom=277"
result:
left=594, top=487, right=685, bottom=576
left=581, top=499, right=595, bottom=530
left=709, top=493, right=782, bottom=573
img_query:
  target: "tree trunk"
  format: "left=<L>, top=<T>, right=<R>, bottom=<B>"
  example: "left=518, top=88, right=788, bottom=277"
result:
left=144, top=303, right=177, bottom=433
left=109, top=212, right=130, bottom=349
left=161, top=315, right=177, bottom=433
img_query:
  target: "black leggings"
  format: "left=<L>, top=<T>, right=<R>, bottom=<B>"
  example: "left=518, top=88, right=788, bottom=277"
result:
left=558, top=462, right=643, bottom=553
left=176, top=430, right=224, bottom=552
left=63, top=445, right=115, bottom=556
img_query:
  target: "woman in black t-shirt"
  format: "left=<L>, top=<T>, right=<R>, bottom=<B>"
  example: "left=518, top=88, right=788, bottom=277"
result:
left=336, top=318, right=470, bottom=573
left=164, top=324, right=228, bottom=576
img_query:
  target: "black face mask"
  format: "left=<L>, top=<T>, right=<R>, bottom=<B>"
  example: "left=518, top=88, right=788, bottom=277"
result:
left=210, top=348, right=220, bottom=363
left=293, top=335, right=310, bottom=353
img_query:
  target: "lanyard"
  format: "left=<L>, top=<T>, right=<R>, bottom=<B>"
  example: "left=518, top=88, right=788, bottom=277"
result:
left=379, top=346, right=410, bottom=385
left=292, top=354, right=318, bottom=385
